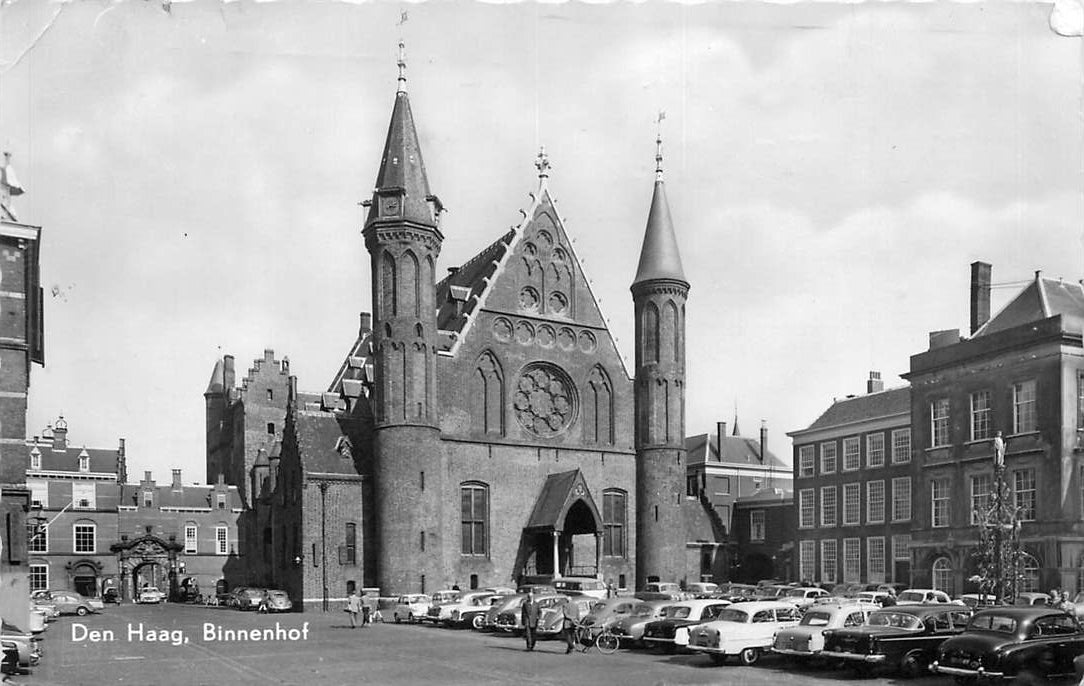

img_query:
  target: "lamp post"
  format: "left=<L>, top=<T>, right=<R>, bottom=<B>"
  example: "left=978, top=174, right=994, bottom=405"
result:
left=975, top=431, right=1020, bottom=603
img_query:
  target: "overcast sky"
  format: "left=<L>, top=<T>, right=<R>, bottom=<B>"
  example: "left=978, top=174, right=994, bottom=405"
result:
left=1, top=1, right=1080, bottom=483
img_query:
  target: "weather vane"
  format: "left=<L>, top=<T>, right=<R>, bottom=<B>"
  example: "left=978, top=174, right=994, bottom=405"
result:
left=535, top=145, right=551, bottom=179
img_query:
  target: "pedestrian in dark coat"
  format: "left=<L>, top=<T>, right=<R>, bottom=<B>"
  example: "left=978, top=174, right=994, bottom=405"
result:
left=561, top=598, right=581, bottom=654
left=521, top=592, right=540, bottom=651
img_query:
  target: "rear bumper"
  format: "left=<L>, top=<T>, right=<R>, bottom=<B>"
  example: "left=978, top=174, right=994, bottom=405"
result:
left=821, top=650, right=886, bottom=663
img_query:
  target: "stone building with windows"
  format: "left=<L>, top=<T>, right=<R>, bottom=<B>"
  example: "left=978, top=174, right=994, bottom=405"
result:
left=24, top=418, right=242, bottom=601
left=902, top=262, right=1084, bottom=596
left=787, top=372, right=914, bottom=587
left=731, top=487, right=794, bottom=583
left=225, top=54, right=720, bottom=607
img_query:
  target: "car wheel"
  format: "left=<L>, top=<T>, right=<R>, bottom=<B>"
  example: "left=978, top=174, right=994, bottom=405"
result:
left=900, top=651, right=928, bottom=679
left=739, top=647, right=760, bottom=666
left=76, top=606, right=88, bottom=617
left=472, top=615, right=485, bottom=630
left=407, top=613, right=415, bottom=624
left=710, top=653, right=728, bottom=666
left=394, top=613, right=401, bottom=624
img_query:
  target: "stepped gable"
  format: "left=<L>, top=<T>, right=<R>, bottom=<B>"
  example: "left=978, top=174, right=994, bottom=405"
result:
left=802, top=386, right=910, bottom=432
left=975, top=276, right=1084, bottom=337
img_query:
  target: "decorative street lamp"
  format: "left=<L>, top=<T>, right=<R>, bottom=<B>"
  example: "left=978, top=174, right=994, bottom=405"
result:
left=972, top=431, right=1023, bottom=603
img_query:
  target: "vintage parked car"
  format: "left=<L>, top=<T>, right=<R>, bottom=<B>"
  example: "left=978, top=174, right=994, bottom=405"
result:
left=537, top=597, right=596, bottom=637
left=392, top=594, right=431, bottom=623
left=773, top=602, right=874, bottom=662
left=575, top=597, right=639, bottom=631
left=45, top=591, right=104, bottom=616
left=138, top=586, right=167, bottom=604
left=609, top=600, right=673, bottom=647
left=1, top=621, right=41, bottom=676
left=497, top=594, right=569, bottom=634
left=686, top=582, right=720, bottom=598
left=553, top=577, right=608, bottom=600
left=932, top=606, right=1084, bottom=684
left=822, top=603, right=973, bottom=677
left=422, top=590, right=463, bottom=624
left=780, top=586, right=831, bottom=610
left=1014, top=592, right=1052, bottom=607
left=228, top=587, right=267, bottom=611
left=719, top=583, right=760, bottom=602
left=687, top=600, right=803, bottom=665
left=478, top=594, right=523, bottom=631
left=262, top=590, right=293, bottom=613
left=636, top=582, right=686, bottom=602
left=442, top=592, right=499, bottom=629
left=642, top=599, right=732, bottom=653
left=896, top=588, right=956, bottom=605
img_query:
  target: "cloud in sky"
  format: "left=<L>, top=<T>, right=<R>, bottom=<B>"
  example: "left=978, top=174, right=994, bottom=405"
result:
left=0, top=1, right=1079, bottom=480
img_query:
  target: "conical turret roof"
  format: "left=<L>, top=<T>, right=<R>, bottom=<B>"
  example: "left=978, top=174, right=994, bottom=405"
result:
left=632, top=178, right=687, bottom=287
left=205, top=358, right=225, bottom=396
left=366, top=90, right=438, bottom=228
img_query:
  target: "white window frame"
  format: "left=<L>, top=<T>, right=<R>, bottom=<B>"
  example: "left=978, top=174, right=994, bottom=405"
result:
left=892, top=477, right=911, bottom=522
left=970, top=473, right=992, bottom=525
left=820, top=539, right=838, bottom=584
left=820, top=486, right=837, bottom=527
left=78, top=455, right=89, bottom=472
left=892, top=534, right=911, bottom=562
left=27, top=521, right=47, bottom=553
left=1013, top=380, right=1037, bottom=434
left=799, top=540, right=816, bottom=582
left=867, top=480, right=885, bottom=524
left=215, top=526, right=228, bottom=555
left=820, top=442, right=837, bottom=474
left=843, top=537, right=861, bottom=582
left=30, top=452, right=41, bottom=471
left=970, top=390, right=992, bottom=441
left=798, top=445, right=815, bottom=478
left=843, top=483, right=861, bottom=526
left=931, top=398, right=951, bottom=447
left=73, top=523, right=96, bottom=554
left=931, top=478, right=950, bottom=528
left=29, top=564, right=48, bottom=592
left=29, top=482, right=47, bottom=509
left=867, top=536, right=886, bottom=584
left=891, top=428, right=911, bottom=464
left=866, top=433, right=885, bottom=469
left=1014, top=469, right=1037, bottom=521
left=184, top=524, right=198, bottom=554
left=750, top=510, right=765, bottom=542
left=842, top=437, right=861, bottom=472
left=798, top=489, right=815, bottom=529
left=932, top=556, right=953, bottom=595
left=71, top=482, right=95, bottom=510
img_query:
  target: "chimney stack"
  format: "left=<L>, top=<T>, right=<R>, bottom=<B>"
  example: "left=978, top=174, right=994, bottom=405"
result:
left=867, top=371, right=884, bottom=394
left=53, top=416, right=68, bottom=450
left=970, top=261, right=992, bottom=335
left=359, top=312, right=372, bottom=334
left=288, top=375, right=297, bottom=403
left=171, top=469, right=182, bottom=489
left=759, top=420, right=767, bottom=463
left=143, top=470, right=152, bottom=483
left=716, top=422, right=726, bottom=461
left=117, top=438, right=127, bottom=483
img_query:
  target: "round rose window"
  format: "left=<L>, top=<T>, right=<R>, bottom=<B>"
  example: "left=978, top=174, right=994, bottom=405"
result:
left=513, top=363, right=577, bottom=437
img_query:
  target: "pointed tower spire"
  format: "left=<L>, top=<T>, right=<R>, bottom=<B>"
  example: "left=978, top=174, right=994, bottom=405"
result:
left=363, top=44, right=443, bottom=231
left=632, top=133, right=687, bottom=288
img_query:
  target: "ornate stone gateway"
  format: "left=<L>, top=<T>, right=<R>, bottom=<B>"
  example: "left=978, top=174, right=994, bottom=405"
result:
left=110, top=535, right=183, bottom=602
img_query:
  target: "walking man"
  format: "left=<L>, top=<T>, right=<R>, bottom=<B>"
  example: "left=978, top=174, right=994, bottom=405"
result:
left=521, top=591, right=539, bottom=651
left=345, top=589, right=362, bottom=629
left=561, top=598, right=581, bottom=654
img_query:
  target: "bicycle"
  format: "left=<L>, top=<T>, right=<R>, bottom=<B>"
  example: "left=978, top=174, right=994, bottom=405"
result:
left=573, top=622, right=620, bottom=655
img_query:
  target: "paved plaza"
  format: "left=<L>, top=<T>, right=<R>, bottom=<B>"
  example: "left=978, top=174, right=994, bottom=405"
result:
left=13, top=603, right=951, bottom=686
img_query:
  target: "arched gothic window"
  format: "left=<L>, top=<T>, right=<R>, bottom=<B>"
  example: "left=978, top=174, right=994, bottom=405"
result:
left=474, top=351, right=504, bottom=435
left=584, top=365, right=613, bottom=445
left=932, top=556, right=954, bottom=595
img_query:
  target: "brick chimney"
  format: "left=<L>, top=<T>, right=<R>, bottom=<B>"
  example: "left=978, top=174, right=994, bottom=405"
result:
left=867, top=371, right=884, bottom=394
left=716, top=422, right=726, bottom=461
left=970, top=261, right=992, bottom=335
left=171, top=469, right=182, bottom=489
left=53, top=416, right=68, bottom=450
left=117, top=438, right=127, bottom=483
left=759, top=420, right=767, bottom=463
left=359, top=312, right=372, bottom=334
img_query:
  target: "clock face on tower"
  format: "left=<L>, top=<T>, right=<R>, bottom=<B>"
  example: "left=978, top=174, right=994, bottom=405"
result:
left=381, top=196, right=400, bottom=215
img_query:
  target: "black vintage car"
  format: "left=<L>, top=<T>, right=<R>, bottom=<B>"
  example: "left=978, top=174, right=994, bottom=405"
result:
left=642, top=600, right=731, bottom=653
left=822, top=603, right=973, bottom=677
left=932, top=606, right=1084, bottom=684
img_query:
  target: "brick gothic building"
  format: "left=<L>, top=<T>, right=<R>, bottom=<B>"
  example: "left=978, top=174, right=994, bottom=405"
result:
left=226, top=58, right=719, bottom=606
left=0, top=160, right=44, bottom=629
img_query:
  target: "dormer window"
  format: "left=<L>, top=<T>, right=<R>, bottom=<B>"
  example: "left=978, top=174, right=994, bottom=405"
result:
left=217, top=493, right=227, bottom=510
left=79, top=454, right=89, bottom=472
left=30, top=450, right=41, bottom=470
left=143, top=491, right=153, bottom=508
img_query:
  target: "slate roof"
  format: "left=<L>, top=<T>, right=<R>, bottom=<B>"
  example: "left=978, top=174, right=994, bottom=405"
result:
left=328, top=330, right=374, bottom=399
left=633, top=178, right=687, bottom=286
left=683, top=498, right=723, bottom=544
left=524, top=470, right=602, bottom=533
left=118, top=483, right=241, bottom=510
left=28, top=444, right=121, bottom=475
left=975, top=276, right=1084, bottom=337
left=434, top=228, right=516, bottom=349
left=365, top=91, right=438, bottom=229
left=685, top=433, right=789, bottom=470
left=794, top=386, right=910, bottom=434
left=292, top=410, right=367, bottom=476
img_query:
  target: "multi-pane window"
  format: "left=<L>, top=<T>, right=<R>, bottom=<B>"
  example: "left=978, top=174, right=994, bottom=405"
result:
left=29, top=482, right=46, bottom=508
left=799, top=540, right=816, bottom=582
left=970, top=473, right=992, bottom=525
left=821, top=539, right=838, bottom=583
left=931, top=478, right=951, bottom=528
left=217, top=494, right=227, bottom=510
left=184, top=525, right=197, bottom=554
left=798, top=489, right=815, bottom=529
left=892, top=477, right=911, bottom=521
left=72, top=483, right=95, bottom=510
left=342, top=522, right=357, bottom=565
left=27, top=522, right=47, bottom=553
left=461, top=483, right=489, bottom=556
left=1013, top=380, right=1037, bottom=434
left=932, top=557, right=954, bottom=595
left=867, top=536, right=886, bottom=583
left=1014, top=469, right=1037, bottom=521
left=970, top=390, right=992, bottom=441
left=892, top=428, right=911, bottom=463
left=78, top=455, right=89, bottom=472
left=892, top=534, right=911, bottom=562
left=798, top=445, right=815, bottom=477
left=142, top=491, right=153, bottom=507
left=820, top=442, right=837, bottom=474
left=750, top=510, right=765, bottom=542
left=843, top=538, right=861, bottom=582
left=30, top=452, right=41, bottom=471
left=215, top=526, right=228, bottom=555
left=602, top=490, right=627, bottom=557
left=74, top=524, right=96, bottom=553
left=842, top=437, right=860, bottom=472
left=866, top=433, right=885, bottom=468
left=867, top=480, right=885, bottom=524
left=843, top=483, right=861, bottom=526
left=29, top=564, right=48, bottom=591
left=820, top=486, right=837, bottom=527
left=931, top=398, right=951, bottom=447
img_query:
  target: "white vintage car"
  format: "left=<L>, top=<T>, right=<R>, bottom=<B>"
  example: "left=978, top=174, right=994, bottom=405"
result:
left=641, top=598, right=732, bottom=652
left=392, top=594, right=431, bottom=623
left=442, top=592, right=499, bottom=629
left=687, top=600, right=802, bottom=665
left=772, top=602, right=873, bottom=661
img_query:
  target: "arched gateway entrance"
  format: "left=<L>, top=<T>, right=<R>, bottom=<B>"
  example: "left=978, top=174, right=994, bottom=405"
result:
left=110, top=535, right=183, bottom=602
left=515, top=470, right=604, bottom=581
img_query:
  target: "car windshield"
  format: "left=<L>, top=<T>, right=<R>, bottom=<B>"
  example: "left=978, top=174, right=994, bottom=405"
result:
left=717, top=608, right=750, bottom=623
left=898, top=591, right=925, bottom=602
left=801, top=611, right=832, bottom=627
left=633, top=604, right=655, bottom=617
left=268, top=591, right=287, bottom=598
left=968, top=614, right=1018, bottom=633
left=665, top=606, right=692, bottom=619
left=869, top=612, right=922, bottom=629
left=786, top=589, right=809, bottom=598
